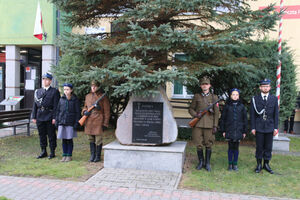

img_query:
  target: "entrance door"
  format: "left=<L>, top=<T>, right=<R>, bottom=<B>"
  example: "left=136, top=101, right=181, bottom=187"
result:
left=23, top=65, right=40, bottom=109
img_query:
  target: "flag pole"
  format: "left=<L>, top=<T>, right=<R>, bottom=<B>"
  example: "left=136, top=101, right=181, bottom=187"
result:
left=275, top=0, right=284, bottom=138
left=40, top=1, right=47, bottom=43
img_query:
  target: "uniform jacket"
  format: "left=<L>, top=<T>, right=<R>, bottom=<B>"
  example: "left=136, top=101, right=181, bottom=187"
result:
left=31, top=86, right=60, bottom=122
left=81, top=92, right=110, bottom=135
left=250, top=94, right=279, bottom=133
left=56, top=94, right=81, bottom=128
left=219, top=99, right=247, bottom=141
left=189, top=93, right=220, bottom=128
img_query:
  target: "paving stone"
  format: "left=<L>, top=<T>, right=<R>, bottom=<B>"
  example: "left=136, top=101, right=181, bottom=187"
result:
left=0, top=173, right=296, bottom=200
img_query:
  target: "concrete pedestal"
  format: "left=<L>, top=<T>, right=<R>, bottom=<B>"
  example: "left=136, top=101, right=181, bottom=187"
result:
left=103, top=140, right=187, bottom=173
left=273, top=135, right=290, bottom=152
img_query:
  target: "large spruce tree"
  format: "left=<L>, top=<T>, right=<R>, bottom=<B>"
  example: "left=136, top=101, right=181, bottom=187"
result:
left=50, top=0, right=282, bottom=123
left=51, top=0, right=279, bottom=94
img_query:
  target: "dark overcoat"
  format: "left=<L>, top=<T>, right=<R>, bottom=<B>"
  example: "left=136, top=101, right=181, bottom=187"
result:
left=219, top=99, right=247, bottom=141
left=56, top=94, right=81, bottom=128
left=250, top=94, right=279, bottom=133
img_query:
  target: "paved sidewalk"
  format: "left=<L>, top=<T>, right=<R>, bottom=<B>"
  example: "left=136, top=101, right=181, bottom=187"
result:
left=0, top=173, right=294, bottom=200
left=86, top=168, right=181, bottom=190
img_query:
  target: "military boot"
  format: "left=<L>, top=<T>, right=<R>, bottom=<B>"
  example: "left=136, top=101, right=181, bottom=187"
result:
left=89, top=143, right=96, bottom=162
left=37, top=147, right=47, bottom=159
left=93, top=143, right=103, bottom=162
left=205, top=148, right=212, bottom=172
left=263, top=160, right=274, bottom=174
left=255, top=159, right=262, bottom=173
left=48, top=147, right=56, bottom=159
left=196, top=149, right=204, bottom=170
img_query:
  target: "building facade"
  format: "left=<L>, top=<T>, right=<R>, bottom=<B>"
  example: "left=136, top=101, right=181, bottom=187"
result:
left=0, top=0, right=69, bottom=110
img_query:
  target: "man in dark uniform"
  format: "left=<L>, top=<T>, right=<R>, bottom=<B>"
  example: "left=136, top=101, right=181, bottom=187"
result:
left=250, top=79, right=279, bottom=174
left=32, top=73, right=60, bottom=159
left=189, top=77, right=219, bottom=172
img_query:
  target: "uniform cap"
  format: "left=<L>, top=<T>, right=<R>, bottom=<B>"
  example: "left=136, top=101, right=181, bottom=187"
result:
left=63, top=83, right=73, bottom=89
left=42, top=72, right=53, bottom=80
left=260, top=78, right=271, bottom=85
left=91, top=80, right=100, bottom=87
left=230, top=88, right=240, bottom=95
left=200, top=77, right=210, bottom=85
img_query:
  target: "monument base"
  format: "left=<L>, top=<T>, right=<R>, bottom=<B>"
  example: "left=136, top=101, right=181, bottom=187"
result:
left=273, top=135, right=290, bottom=152
left=103, top=140, right=187, bottom=173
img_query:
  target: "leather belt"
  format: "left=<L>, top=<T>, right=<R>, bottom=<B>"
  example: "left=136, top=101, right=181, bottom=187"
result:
left=38, top=106, right=52, bottom=111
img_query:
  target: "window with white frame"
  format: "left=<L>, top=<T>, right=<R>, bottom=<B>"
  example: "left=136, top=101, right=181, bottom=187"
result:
left=172, top=53, right=193, bottom=99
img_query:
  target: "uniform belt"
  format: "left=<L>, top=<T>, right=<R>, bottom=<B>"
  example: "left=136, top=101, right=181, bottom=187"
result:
left=38, top=106, right=53, bottom=111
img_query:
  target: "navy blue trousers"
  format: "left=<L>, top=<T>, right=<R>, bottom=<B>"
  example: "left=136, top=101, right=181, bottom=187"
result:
left=255, top=132, right=273, bottom=160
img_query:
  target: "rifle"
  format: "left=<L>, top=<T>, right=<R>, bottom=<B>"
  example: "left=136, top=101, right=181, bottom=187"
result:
left=78, top=92, right=106, bottom=126
left=189, top=98, right=222, bottom=128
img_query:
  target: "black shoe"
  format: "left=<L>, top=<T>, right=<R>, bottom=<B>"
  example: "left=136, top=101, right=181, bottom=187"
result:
left=48, top=148, right=56, bottom=159
left=93, top=143, right=102, bottom=162
left=205, top=148, right=212, bottom=172
left=263, top=160, right=274, bottom=174
left=89, top=143, right=96, bottom=162
left=37, top=148, right=47, bottom=159
left=233, top=165, right=238, bottom=171
left=228, top=164, right=233, bottom=171
left=255, top=159, right=262, bottom=173
left=196, top=149, right=204, bottom=170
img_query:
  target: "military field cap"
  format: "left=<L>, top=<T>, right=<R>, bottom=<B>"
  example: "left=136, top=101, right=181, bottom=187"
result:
left=200, top=77, right=210, bottom=85
left=42, top=72, right=53, bottom=80
left=63, top=83, right=73, bottom=89
left=230, top=88, right=240, bottom=95
left=91, top=80, right=100, bottom=87
left=260, top=78, right=271, bottom=85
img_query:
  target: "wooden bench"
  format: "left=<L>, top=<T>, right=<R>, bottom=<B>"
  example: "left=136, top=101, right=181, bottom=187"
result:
left=0, top=109, right=32, bottom=136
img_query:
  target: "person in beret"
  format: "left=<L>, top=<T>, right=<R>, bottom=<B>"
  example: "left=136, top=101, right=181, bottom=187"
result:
left=31, top=72, right=60, bottom=159
left=220, top=88, right=247, bottom=171
left=82, top=80, right=110, bottom=162
left=189, top=77, right=220, bottom=172
left=250, top=79, right=279, bottom=174
left=56, top=83, right=80, bottom=162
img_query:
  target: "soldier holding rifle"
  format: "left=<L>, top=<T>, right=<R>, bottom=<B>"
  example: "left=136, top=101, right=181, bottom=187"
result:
left=81, top=81, right=110, bottom=162
left=189, top=77, right=219, bottom=172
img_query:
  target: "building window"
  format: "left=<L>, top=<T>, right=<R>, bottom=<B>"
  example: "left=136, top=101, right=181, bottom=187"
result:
left=172, top=53, right=193, bottom=99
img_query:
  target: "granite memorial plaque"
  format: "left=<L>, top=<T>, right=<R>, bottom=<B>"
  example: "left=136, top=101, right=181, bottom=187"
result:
left=132, top=102, right=163, bottom=144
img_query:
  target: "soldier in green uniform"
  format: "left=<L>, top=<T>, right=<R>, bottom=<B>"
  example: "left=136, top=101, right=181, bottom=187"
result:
left=189, top=77, right=219, bottom=171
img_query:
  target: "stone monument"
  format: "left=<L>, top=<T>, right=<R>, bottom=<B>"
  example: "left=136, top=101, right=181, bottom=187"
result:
left=115, top=88, right=178, bottom=145
left=103, top=88, right=186, bottom=173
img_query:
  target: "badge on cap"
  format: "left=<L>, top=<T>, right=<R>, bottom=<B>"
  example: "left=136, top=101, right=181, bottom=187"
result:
left=42, top=72, right=53, bottom=80
left=260, top=78, right=271, bottom=85
left=200, top=77, right=210, bottom=85
left=63, top=83, right=73, bottom=89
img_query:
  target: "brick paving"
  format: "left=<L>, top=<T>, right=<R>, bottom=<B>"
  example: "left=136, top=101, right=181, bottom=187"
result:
left=86, top=168, right=181, bottom=190
left=0, top=173, right=295, bottom=200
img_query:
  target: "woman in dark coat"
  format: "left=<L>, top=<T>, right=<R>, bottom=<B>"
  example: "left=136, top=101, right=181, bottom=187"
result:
left=56, top=83, right=80, bottom=162
left=220, top=88, right=247, bottom=171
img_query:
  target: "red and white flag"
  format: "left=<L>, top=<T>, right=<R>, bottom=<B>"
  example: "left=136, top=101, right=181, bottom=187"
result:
left=33, top=1, right=43, bottom=40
